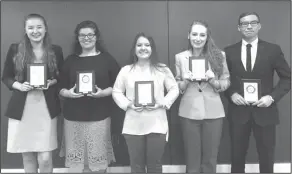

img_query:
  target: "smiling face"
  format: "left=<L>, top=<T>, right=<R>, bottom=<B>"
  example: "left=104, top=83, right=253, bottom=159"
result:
left=238, top=14, right=261, bottom=42
left=135, top=36, right=152, bottom=60
left=25, top=17, right=46, bottom=43
left=188, top=24, right=208, bottom=50
left=78, top=27, right=96, bottom=51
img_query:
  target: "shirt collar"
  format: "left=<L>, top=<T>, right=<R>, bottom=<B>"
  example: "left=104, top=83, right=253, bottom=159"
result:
left=242, top=37, right=258, bottom=47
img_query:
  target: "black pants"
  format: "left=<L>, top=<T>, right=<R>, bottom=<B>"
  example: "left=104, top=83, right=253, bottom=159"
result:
left=123, top=133, right=166, bottom=173
left=230, top=118, right=276, bottom=173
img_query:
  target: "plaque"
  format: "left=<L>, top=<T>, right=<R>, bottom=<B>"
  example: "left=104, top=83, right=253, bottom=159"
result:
left=76, top=71, right=95, bottom=94
left=134, top=81, right=155, bottom=107
left=27, top=63, right=47, bottom=88
left=189, top=56, right=208, bottom=81
left=242, top=79, right=261, bottom=103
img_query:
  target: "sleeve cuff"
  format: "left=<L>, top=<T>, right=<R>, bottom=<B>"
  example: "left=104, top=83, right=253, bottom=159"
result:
left=164, top=102, right=171, bottom=110
left=122, top=101, right=131, bottom=111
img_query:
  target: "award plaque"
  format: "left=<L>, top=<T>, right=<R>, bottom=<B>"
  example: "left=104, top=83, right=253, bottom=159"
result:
left=134, top=81, right=155, bottom=107
left=242, top=79, right=261, bottom=103
left=189, top=56, right=208, bottom=81
left=27, top=63, right=47, bottom=88
left=76, top=70, right=95, bottom=94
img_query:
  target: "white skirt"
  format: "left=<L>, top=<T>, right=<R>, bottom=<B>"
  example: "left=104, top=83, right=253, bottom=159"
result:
left=7, top=90, right=58, bottom=153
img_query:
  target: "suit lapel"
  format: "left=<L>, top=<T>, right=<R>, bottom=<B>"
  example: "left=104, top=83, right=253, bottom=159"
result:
left=252, top=39, right=264, bottom=72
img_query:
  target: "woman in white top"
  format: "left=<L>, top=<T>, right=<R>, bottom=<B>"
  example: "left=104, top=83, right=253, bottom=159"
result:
left=175, top=20, right=230, bottom=173
left=112, top=32, right=179, bottom=173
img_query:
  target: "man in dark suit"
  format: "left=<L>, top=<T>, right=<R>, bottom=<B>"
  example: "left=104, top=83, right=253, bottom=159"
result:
left=224, top=12, right=291, bottom=173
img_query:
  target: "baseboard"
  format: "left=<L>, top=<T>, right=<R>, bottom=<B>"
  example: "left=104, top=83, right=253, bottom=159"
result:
left=1, top=163, right=291, bottom=173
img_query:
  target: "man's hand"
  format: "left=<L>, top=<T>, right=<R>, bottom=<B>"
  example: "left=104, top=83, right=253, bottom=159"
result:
left=252, top=95, right=273, bottom=107
left=231, top=92, right=249, bottom=105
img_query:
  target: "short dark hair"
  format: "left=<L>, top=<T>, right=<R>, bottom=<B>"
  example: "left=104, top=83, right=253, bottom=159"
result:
left=238, top=12, right=260, bottom=25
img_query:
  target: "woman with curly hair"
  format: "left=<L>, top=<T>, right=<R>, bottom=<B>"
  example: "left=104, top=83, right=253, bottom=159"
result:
left=2, top=13, right=64, bottom=173
left=58, top=20, right=118, bottom=173
left=174, top=20, right=230, bottom=173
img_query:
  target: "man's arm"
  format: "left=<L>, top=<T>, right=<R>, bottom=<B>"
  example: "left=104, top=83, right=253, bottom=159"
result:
left=270, top=45, right=291, bottom=102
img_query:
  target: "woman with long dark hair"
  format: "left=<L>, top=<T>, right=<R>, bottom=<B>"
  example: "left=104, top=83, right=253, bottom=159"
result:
left=2, top=13, right=64, bottom=173
left=112, top=33, right=179, bottom=173
left=175, top=20, right=230, bottom=173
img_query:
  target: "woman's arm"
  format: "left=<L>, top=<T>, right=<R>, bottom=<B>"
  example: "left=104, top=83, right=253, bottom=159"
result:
left=2, top=44, right=18, bottom=90
left=58, top=56, right=73, bottom=97
left=102, top=53, right=121, bottom=97
left=112, top=67, right=132, bottom=111
left=161, top=67, right=180, bottom=109
left=209, top=51, right=230, bottom=92
left=40, top=45, right=64, bottom=89
left=175, top=54, right=189, bottom=93
left=88, top=53, right=121, bottom=98
left=54, top=45, right=64, bottom=84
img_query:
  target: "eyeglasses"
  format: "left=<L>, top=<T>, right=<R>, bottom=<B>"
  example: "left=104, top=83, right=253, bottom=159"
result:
left=240, top=21, right=259, bottom=28
left=78, top=33, right=95, bottom=39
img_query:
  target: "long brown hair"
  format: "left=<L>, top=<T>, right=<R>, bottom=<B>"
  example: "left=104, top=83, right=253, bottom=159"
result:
left=13, top=14, right=58, bottom=81
left=129, top=32, right=166, bottom=72
left=188, top=20, right=224, bottom=76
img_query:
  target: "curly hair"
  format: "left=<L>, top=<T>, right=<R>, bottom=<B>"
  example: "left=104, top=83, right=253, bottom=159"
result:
left=73, top=20, right=107, bottom=55
left=188, top=20, right=224, bottom=76
left=129, top=32, right=166, bottom=72
left=13, top=13, right=58, bottom=81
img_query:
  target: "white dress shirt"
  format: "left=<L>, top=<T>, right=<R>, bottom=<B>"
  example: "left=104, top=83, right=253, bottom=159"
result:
left=241, top=38, right=258, bottom=71
left=241, top=38, right=275, bottom=102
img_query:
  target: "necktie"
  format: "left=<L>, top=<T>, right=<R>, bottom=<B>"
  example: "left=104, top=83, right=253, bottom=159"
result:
left=246, top=44, right=252, bottom=72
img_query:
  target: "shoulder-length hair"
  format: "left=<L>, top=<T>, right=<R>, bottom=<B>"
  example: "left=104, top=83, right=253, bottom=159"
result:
left=13, top=13, right=58, bottom=81
left=129, top=32, right=166, bottom=72
left=73, top=20, right=107, bottom=55
left=188, top=20, right=224, bottom=76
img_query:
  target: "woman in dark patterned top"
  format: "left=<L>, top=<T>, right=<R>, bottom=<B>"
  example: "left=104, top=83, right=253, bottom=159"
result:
left=1, top=14, right=64, bottom=173
left=58, top=20, right=120, bottom=173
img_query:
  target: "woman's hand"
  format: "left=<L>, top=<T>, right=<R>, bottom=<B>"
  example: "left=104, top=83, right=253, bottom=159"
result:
left=205, top=69, right=215, bottom=81
left=60, top=84, right=84, bottom=98
left=145, top=102, right=168, bottom=111
left=16, top=82, right=34, bottom=92
left=144, top=103, right=162, bottom=111
left=183, top=71, right=194, bottom=81
left=35, top=79, right=56, bottom=90
left=205, top=70, right=221, bottom=90
left=127, top=102, right=144, bottom=112
left=87, top=85, right=104, bottom=98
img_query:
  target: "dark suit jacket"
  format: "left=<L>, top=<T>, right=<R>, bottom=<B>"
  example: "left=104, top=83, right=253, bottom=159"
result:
left=2, top=43, right=64, bottom=120
left=224, top=39, right=291, bottom=126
